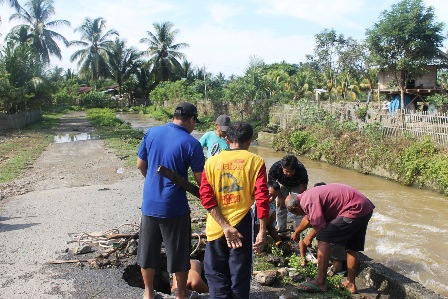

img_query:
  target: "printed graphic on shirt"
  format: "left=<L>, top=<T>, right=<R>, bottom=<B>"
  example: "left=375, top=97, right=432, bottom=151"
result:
left=210, top=143, right=220, bottom=156
left=219, top=172, right=243, bottom=193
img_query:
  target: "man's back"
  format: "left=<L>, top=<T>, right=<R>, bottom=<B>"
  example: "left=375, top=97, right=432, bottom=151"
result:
left=202, top=149, right=265, bottom=241
left=138, top=123, right=205, bottom=217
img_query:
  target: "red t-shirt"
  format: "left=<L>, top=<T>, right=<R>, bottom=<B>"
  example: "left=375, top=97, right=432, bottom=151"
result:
left=298, top=183, right=375, bottom=230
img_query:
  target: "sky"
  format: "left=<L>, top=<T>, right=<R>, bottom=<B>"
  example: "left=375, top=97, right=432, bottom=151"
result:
left=1, top=0, right=448, bottom=77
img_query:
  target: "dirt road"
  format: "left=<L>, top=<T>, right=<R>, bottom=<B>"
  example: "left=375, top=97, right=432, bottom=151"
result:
left=0, top=112, right=283, bottom=299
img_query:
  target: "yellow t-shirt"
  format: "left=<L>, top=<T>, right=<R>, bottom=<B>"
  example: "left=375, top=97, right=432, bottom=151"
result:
left=203, top=149, right=265, bottom=241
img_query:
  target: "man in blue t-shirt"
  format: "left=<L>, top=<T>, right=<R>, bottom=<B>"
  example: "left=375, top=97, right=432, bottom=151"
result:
left=137, top=102, right=205, bottom=299
left=199, top=114, right=231, bottom=157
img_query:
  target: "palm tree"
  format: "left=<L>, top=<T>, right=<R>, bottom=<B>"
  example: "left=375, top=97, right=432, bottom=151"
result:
left=107, top=38, right=142, bottom=95
left=5, top=25, right=33, bottom=48
left=140, top=21, right=188, bottom=82
left=0, top=0, right=21, bottom=27
left=0, top=0, right=20, bottom=9
left=70, top=17, right=118, bottom=89
left=9, top=0, right=70, bottom=63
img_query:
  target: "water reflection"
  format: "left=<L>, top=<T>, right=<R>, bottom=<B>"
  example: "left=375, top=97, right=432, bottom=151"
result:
left=118, top=112, right=448, bottom=296
left=54, top=133, right=96, bottom=143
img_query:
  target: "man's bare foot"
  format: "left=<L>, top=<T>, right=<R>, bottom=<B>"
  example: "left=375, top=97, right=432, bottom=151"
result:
left=301, top=258, right=307, bottom=267
left=342, top=280, right=358, bottom=294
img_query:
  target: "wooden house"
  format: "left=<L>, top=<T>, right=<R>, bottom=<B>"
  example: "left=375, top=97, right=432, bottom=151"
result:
left=377, top=50, right=448, bottom=110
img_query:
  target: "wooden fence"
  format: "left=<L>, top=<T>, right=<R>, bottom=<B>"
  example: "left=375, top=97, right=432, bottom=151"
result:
left=269, top=103, right=448, bottom=146
left=380, top=110, right=448, bottom=145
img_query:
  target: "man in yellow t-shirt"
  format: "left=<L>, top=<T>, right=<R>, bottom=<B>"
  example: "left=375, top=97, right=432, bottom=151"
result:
left=199, top=121, right=270, bottom=299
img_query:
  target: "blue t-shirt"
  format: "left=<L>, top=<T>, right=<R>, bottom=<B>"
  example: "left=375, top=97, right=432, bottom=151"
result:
left=137, top=122, right=205, bottom=218
left=199, top=131, right=229, bottom=157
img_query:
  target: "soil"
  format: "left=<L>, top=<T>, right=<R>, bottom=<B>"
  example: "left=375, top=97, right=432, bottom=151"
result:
left=0, top=112, right=288, bottom=299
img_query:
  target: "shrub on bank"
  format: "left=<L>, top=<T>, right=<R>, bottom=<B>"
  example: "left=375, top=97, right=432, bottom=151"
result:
left=274, top=122, right=448, bottom=195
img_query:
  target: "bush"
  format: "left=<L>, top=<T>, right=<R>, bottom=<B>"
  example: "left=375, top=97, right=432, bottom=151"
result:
left=355, top=106, right=368, bottom=120
left=290, top=130, right=317, bottom=155
left=53, top=90, right=79, bottom=106
left=86, top=108, right=130, bottom=128
left=79, top=92, right=114, bottom=108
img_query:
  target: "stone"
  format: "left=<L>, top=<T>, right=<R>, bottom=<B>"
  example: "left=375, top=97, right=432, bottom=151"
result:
left=73, top=245, right=93, bottom=255
left=254, top=270, right=278, bottom=286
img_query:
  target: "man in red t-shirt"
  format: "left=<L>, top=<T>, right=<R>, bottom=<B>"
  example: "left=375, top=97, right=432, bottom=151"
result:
left=286, top=183, right=375, bottom=294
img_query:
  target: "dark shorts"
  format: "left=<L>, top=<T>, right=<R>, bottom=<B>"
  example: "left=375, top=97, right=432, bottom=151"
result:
left=316, top=212, right=373, bottom=252
left=137, top=213, right=191, bottom=273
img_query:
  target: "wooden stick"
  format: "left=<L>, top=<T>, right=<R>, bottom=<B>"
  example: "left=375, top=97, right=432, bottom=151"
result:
left=157, top=165, right=200, bottom=198
left=48, top=259, right=93, bottom=264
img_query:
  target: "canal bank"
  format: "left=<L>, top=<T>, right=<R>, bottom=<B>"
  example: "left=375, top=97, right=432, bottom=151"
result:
left=256, top=132, right=448, bottom=298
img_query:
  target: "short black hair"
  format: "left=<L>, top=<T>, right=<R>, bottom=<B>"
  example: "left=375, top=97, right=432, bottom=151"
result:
left=268, top=180, right=280, bottom=191
left=281, top=155, right=298, bottom=169
left=314, top=182, right=327, bottom=187
left=226, top=122, right=253, bottom=143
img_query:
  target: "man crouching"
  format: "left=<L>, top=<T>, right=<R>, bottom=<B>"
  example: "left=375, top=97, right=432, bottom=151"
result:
left=286, top=183, right=375, bottom=294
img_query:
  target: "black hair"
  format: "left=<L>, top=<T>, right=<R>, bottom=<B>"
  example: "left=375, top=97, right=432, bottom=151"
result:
left=268, top=180, right=280, bottom=191
left=281, top=155, right=298, bottom=169
left=226, top=121, right=253, bottom=143
left=174, top=114, right=194, bottom=122
left=314, top=182, right=327, bottom=187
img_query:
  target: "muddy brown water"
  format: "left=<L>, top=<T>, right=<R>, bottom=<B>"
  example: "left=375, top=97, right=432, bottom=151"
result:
left=117, top=113, right=448, bottom=297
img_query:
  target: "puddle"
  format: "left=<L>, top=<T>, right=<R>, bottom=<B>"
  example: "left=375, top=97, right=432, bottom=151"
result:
left=53, top=133, right=98, bottom=143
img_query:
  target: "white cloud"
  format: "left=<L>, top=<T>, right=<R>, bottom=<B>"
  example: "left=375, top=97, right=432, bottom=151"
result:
left=182, top=25, right=313, bottom=77
left=255, top=0, right=365, bottom=28
left=1, top=0, right=446, bottom=77
left=207, top=3, right=244, bottom=23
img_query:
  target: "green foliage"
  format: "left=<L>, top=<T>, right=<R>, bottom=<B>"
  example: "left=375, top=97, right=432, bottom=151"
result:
left=276, top=115, right=448, bottom=195
left=287, top=253, right=318, bottom=278
left=86, top=108, right=143, bottom=166
left=290, top=130, right=318, bottom=154
left=149, top=80, right=202, bottom=106
left=426, top=94, right=448, bottom=108
left=355, top=106, right=368, bottom=120
left=287, top=253, right=352, bottom=298
left=427, top=154, right=448, bottom=193
left=273, top=127, right=295, bottom=152
left=144, top=105, right=172, bottom=122
left=366, top=0, right=444, bottom=86
left=341, top=121, right=358, bottom=132
left=0, top=112, right=60, bottom=183
left=395, top=137, right=437, bottom=186
left=86, top=108, right=130, bottom=128
left=363, top=122, right=383, bottom=142
left=52, top=89, right=79, bottom=106
left=79, top=92, right=114, bottom=108
left=271, top=244, right=284, bottom=257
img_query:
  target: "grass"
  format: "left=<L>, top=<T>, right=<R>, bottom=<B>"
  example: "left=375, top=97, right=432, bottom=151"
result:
left=252, top=248, right=353, bottom=299
left=85, top=108, right=144, bottom=167
left=0, top=112, right=61, bottom=183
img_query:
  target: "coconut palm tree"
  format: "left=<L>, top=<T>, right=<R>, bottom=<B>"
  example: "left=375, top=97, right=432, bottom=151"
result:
left=70, top=17, right=118, bottom=89
left=5, top=25, right=33, bottom=48
left=140, top=21, right=188, bottom=82
left=0, top=0, right=20, bottom=9
left=0, top=0, right=21, bottom=27
left=8, top=0, right=70, bottom=63
left=107, top=38, right=142, bottom=95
